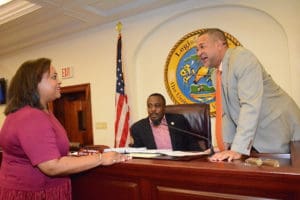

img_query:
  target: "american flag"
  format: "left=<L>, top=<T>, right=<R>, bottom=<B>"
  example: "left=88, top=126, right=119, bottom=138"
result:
left=114, top=33, right=130, bottom=147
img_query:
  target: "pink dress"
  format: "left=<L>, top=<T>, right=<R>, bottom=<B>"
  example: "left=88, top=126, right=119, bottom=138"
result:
left=0, top=106, right=71, bottom=200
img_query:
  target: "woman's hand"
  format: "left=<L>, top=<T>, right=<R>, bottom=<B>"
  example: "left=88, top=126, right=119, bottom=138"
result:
left=100, top=151, right=132, bottom=166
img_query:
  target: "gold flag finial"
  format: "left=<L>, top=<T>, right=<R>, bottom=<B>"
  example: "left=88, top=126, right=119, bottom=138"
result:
left=116, top=22, right=122, bottom=33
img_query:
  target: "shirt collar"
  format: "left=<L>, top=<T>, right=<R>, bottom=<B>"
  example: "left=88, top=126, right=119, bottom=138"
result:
left=218, top=62, right=223, bottom=72
left=149, top=115, right=167, bottom=127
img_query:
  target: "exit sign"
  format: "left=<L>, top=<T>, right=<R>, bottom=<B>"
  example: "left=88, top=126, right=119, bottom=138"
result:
left=61, top=67, right=73, bottom=79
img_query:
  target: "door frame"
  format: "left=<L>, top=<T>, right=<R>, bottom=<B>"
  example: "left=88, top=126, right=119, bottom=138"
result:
left=48, top=83, right=94, bottom=145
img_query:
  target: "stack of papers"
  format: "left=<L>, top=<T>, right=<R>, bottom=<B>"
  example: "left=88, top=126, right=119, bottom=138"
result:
left=104, top=147, right=208, bottom=158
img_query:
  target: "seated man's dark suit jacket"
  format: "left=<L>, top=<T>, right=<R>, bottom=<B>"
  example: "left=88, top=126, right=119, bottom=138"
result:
left=130, top=113, right=202, bottom=151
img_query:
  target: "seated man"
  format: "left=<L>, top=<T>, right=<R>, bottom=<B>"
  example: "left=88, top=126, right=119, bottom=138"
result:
left=130, top=93, right=202, bottom=151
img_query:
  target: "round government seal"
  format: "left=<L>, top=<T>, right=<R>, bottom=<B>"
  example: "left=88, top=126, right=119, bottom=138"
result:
left=164, top=29, right=242, bottom=116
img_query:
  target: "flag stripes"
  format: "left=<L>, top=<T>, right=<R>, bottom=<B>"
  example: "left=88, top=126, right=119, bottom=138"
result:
left=114, top=34, right=130, bottom=147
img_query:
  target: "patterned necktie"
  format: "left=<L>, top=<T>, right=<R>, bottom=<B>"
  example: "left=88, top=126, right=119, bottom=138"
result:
left=216, top=69, right=225, bottom=151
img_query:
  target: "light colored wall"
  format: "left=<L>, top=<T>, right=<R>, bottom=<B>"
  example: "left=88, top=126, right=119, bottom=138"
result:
left=1, top=0, right=299, bottom=147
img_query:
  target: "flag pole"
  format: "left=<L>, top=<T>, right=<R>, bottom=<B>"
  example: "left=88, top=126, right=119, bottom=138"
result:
left=114, top=21, right=130, bottom=147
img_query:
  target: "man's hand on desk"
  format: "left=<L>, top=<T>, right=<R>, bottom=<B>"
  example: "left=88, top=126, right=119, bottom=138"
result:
left=209, top=150, right=242, bottom=162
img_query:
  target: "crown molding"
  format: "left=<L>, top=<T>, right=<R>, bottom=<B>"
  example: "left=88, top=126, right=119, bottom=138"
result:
left=0, top=0, right=41, bottom=25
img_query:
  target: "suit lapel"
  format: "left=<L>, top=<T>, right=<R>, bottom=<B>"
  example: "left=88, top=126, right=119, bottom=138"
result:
left=221, top=48, right=233, bottom=115
left=165, top=114, right=177, bottom=150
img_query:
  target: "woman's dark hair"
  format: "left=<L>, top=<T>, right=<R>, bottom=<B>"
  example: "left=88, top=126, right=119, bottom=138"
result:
left=4, top=58, right=51, bottom=115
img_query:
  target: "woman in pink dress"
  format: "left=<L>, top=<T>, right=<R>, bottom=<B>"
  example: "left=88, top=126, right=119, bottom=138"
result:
left=0, top=58, right=131, bottom=199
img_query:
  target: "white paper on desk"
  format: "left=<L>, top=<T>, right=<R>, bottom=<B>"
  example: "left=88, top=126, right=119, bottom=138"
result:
left=104, top=148, right=207, bottom=157
left=160, top=151, right=208, bottom=157
left=129, top=153, right=162, bottom=158
left=128, top=151, right=207, bottom=158
left=103, top=147, right=148, bottom=153
left=136, top=149, right=208, bottom=157
left=104, top=148, right=174, bottom=154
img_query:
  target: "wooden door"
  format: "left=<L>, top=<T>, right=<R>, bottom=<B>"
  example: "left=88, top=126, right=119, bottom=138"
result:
left=49, top=83, right=93, bottom=146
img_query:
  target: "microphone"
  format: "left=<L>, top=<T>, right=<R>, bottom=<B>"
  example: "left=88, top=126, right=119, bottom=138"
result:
left=152, top=119, right=214, bottom=155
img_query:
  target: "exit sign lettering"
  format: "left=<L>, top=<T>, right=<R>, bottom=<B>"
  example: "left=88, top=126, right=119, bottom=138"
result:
left=61, top=67, right=73, bottom=79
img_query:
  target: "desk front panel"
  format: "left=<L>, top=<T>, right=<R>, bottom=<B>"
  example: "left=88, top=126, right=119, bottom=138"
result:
left=72, top=156, right=300, bottom=200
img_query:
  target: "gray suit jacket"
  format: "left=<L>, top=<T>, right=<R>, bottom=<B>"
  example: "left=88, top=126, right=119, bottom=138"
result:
left=218, top=47, right=300, bottom=155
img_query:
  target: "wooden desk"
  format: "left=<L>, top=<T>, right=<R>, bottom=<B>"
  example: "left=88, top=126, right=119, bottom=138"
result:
left=1, top=144, right=299, bottom=199
left=71, top=142, right=300, bottom=200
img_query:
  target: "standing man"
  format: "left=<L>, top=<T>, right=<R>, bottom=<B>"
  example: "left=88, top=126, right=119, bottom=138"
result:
left=130, top=93, right=202, bottom=151
left=196, top=28, right=300, bottom=161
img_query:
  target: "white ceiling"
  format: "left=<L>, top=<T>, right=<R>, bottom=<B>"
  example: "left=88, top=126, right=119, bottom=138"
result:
left=0, top=0, right=184, bottom=56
